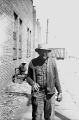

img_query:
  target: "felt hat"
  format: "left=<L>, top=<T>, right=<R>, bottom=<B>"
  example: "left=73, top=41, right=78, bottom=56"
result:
left=35, top=43, right=52, bottom=52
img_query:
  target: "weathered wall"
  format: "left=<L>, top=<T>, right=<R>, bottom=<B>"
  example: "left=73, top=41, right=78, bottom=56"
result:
left=0, top=0, right=34, bottom=119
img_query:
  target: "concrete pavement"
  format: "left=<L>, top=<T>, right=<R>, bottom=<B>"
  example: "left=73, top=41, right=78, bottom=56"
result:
left=12, top=89, right=79, bottom=120
left=55, top=90, right=79, bottom=120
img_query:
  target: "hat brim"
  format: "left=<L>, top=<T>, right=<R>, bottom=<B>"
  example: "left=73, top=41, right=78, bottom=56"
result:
left=21, top=63, right=26, bottom=65
left=35, top=48, right=51, bottom=52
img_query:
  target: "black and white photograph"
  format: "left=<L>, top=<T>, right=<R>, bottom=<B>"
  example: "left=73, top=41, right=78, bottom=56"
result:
left=0, top=0, right=79, bottom=120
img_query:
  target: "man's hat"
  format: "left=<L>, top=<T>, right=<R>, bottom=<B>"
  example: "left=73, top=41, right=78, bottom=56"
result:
left=35, top=43, right=52, bottom=52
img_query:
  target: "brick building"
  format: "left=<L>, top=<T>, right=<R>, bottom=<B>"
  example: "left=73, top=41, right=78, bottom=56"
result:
left=0, top=0, right=41, bottom=119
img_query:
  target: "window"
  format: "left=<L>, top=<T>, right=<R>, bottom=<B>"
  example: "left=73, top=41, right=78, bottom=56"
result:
left=29, top=30, right=31, bottom=56
left=13, top=12, right=18, bottom=60
left=27, top=28, right=31, bottom=57
left=27, top=28, right=29, bottom=58
left=18, top=19, right=22, bottom=59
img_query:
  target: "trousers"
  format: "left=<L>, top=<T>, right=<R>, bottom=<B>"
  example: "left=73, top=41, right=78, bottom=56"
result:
left=31, top=91, right=55, bottom=120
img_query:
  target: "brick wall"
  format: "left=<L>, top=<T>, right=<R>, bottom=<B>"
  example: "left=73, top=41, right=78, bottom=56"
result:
left=0, top=0, right=34, bottom=119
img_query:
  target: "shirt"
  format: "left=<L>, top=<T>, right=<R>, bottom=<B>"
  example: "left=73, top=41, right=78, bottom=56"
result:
left=35, top=59, right=48, bottom=89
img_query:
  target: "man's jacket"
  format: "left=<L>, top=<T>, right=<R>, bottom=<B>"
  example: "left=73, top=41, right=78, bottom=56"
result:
left=27, top=56, right=62, bottom=95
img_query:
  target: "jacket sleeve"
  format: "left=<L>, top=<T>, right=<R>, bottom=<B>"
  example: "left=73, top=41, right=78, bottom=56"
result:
left=26, top=61, right=34, bottom=86
left=54, top=60, right=62, bottom=93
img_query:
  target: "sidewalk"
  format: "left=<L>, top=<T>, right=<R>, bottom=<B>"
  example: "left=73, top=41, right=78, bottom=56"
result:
left=13, top=90, right=79, bottom=120
left=55, top=90, right=79, bottom=120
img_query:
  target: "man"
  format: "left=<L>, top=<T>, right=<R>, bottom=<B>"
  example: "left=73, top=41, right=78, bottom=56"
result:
left=12, top=63, right=27, bottom=83
left=12, top=62, right=31, bottom=105
left=18, top=63, right=27, bottom=75
left=26, top=44, right=62, bottom=120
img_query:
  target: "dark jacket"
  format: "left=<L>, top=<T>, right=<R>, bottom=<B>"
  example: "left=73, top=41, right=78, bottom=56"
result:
left=27, top=56, right=62, bottom=95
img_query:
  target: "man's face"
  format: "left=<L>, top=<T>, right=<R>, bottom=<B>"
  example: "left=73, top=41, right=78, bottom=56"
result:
left=21, top=64, right=26, bottom=72
left=38, top=50, right=51, bottom=60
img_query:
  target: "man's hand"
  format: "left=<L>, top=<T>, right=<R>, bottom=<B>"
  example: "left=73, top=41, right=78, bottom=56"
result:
left=32, top=82, right=40, bottom=92
left=56, top=93, right=62, bottom=102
